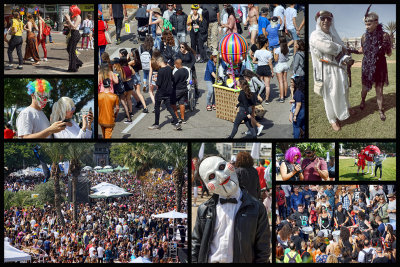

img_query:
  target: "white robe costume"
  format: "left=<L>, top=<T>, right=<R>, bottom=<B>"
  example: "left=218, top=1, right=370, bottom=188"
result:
left=310, top=16, right=350, bottom=124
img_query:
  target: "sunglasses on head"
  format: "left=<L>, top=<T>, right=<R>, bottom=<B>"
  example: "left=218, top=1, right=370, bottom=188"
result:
left=320, top=16, right=332, bottom=22
left=365, top=19, right=377, bottom=23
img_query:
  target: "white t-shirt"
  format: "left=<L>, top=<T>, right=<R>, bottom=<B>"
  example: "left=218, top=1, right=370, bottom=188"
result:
left=97, top=246, right=105, bottom=258
left=274, top=47, right=289, bottom=63
left=16, top=106, right=51, bottom=138
left=163, top=10, right=175, bottom=21
left=284, top=7, right=297, bottom=30
left=254, top=49, right=273, bottom=66
left=54, top=120, right=92, bottom=139
left=89, top=246, right=96, bottom=257
left=273, top=5, right=285, bottom=31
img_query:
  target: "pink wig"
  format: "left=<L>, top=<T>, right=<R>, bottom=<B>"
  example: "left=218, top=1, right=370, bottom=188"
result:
left=285, top=147, right=301, bottom=163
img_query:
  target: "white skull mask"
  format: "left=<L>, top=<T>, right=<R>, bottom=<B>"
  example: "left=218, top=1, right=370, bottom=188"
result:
left=199, top=156, right=239, bottom=198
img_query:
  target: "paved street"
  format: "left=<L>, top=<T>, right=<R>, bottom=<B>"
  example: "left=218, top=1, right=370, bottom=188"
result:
left=4, top=31, right=94, bottom=75
left=99, top=5, right=304, bottom=139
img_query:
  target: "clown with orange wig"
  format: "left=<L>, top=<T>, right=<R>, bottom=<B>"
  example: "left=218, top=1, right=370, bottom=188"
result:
left=15, top=79, right=66, bottom=139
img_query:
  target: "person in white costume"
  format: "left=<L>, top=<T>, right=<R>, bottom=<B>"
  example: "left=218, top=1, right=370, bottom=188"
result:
left=310, top=10, right=354, bottom=131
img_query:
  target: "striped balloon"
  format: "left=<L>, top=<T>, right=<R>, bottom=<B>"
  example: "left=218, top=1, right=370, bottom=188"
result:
left=219, top=33, right=248, bottom=65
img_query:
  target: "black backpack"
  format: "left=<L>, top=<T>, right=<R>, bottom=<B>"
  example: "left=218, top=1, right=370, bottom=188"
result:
left=113, top=72, right=125, bottom=96
left=361, top=248, right=374, bottom=263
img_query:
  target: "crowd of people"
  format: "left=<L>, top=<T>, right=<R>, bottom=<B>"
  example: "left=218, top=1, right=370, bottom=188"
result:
left=4, top=169, right=188, bottom=263
left=276, top=184, right=396, bottom=263
left=97, top=4, right=305, bottom=138
left=5, top=5, right=93, bottom=72
left=9, top=79, right=93, bottom=139
left=277, top=146, right=335, bottom=181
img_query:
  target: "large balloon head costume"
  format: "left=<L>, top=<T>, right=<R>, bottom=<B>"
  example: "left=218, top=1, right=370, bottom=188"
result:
left=218, top=33, right=248, bottom=89
left=26, top=79, right=53, bottom=109
left=199, top=156, right=239, bottom=198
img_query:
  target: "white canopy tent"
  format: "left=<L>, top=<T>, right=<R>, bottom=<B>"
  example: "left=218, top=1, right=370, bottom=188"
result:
left=4, top=241, right=31, bottom=262
left=153, top=210, right=187, bottom=219
left=103, top=165, right=113, bottom=169
left=82, top=166, right=93, bottom=171
left=91, top=182, right=122, bottom=192
left=93, top=166, right=103, bottom=170
left=130, top=256, right=152, bottom=263
left=89, top=185, right=133, bottom=199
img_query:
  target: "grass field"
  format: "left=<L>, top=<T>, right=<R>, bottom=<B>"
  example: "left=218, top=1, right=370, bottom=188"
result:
left=309, top=50, right=396, bottom=138
left=339, top=157, right=396, bottom=181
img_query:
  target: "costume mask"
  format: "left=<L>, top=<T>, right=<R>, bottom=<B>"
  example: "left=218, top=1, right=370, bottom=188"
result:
left=35, top=93, right=48, bottom=109
left=199, top=156, right=239, bottom=198
left=26, top=79, right=52, bottom=110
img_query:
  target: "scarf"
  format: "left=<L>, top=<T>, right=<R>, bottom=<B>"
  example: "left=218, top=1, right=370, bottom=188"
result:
left=361, top=24, right=384, bottom=90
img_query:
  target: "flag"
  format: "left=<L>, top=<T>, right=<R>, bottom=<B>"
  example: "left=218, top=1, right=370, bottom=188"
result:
left=198, top=143, right=205, bottom=160
left=33, top=146, right=50, bottom=183
left=63, top=161, right=69, bottom=176
left=326, top=152, right=329, bottom=162
left=251, top=143, right=261, bottom=160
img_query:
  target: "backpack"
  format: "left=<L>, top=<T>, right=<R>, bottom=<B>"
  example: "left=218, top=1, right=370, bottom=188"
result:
left=139, top=45, right=151, bottom=70
left=161, top=18, right=173, bottom=32
left=361, top=248, right=374, bottom=263
left=287, top=252, right=298, bottom=263
left=113, top=72, right=125, bottom=96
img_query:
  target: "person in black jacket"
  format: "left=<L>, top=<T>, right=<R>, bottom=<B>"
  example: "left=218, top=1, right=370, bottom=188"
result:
left=192, top=155, right=270, bottom=263
left=227, top=79, right=258, bottom=139
left=235, top=151, right=261, bottom=199
left=172, top=59, right=189, bottom=123
left=176, top=42, right=199, bottom=97
left=169, top=6, right=188, bottom=45
left=148, top=56, right=182, bottom=130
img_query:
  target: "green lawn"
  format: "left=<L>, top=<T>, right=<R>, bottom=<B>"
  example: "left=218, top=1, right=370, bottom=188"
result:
left=309, top=50, right=396, bottom=138
left=339, top=157, right=396, bottom=181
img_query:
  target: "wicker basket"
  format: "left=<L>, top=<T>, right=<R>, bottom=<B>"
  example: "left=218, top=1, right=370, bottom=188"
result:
left=213, top=84, right=240, bottom=122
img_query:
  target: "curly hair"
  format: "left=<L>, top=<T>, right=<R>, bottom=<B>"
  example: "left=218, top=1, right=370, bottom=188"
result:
left=143, top=35, right=154, bottom=51
left=339, top=226, right=350, bottom=242
left=278, top=224, right=292, bottom=241
left=235, top=151, right=254, bottom=168
left=161, top=30, right=175, bottom=47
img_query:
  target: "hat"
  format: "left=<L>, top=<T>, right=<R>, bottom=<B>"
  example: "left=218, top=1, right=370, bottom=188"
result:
left=315, top=10, right=333, bottom=21
left=271, top=16, right=279, bottom=22
left=191, top=4, right=200, bottom=10
left=387, top=193, right=395, bottom=198
left=176, top=5, right=183, bottom=11
left=212, top=50, right=218, bottom=57
left=103, top=78, right=111, bottom=88
left=261, top=7, right=269, bottom=14
left=152, top=8, right=162, bottom=15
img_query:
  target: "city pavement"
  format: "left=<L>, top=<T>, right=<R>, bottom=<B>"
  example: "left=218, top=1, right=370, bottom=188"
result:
left=99, top=5, right=304, bottom=139
left=4, top=31, right=94, bottom=75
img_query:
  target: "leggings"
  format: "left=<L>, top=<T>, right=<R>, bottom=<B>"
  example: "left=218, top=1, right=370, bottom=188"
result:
left=7, top=35, right=23, bottom=65
left=228, top=106, right=257, bottom=138
left=374, top=164, right=382, bottom=178
left=37, top=34, right=47, bottom=58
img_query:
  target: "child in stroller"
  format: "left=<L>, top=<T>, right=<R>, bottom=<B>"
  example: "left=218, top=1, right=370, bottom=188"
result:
left=135, top=4, right=149, bottom=43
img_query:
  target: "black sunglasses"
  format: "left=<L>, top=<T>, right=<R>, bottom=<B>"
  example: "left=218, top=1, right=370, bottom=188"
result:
left=320, top=16, right=332, bottom=22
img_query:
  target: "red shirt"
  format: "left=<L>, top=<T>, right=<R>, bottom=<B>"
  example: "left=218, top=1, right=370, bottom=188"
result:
left=358, top=154, right=366, bottom=161
left=98, top=20, right=108, bottom=46
left=276, top=189, right=286, bottom=206
left=4, top=128, right=14, bottom=139
left=256, top=166, right=267, bottom=189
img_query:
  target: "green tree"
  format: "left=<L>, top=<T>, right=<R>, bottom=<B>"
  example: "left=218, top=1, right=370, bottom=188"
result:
left=191, top=143, right=218, bottom=158
left=4, top=143, right=50, bottom=174
left=42, top=143, right=67, bottom=227
left=160, top=143, right=187, bottom=212
left=122, top=143, right=158, bottom=178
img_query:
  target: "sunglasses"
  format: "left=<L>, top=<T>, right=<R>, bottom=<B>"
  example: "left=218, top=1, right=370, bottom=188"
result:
left=320, top=16, right=332, bottom=22
left=365, top=19, right=377, bottom=23
left=168, top=5, right=173, bottom=7
left=305, top=151, right=312, bottom=154
left=70, top=107, right=76, bottom=112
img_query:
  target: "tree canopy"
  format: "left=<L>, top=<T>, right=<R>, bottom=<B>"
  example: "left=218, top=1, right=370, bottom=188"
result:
left=340, top=142, right=396, bottom=153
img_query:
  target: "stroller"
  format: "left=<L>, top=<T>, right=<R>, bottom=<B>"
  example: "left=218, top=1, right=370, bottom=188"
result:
left=135, top=5, right=149, bottom=42
left=173, top=66, right=196, bottom=112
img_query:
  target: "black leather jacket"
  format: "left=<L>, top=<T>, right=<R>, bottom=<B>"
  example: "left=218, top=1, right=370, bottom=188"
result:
left=192, top=189, right=270, bottom=263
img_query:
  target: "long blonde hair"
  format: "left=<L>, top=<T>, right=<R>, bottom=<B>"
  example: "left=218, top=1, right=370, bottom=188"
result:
left=50, top=97, right=75, bottom=124
left=26, top=13, right=37, bottom=29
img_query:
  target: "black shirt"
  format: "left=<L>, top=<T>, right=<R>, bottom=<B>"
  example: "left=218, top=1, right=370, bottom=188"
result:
left=237, top=90, right=254, bottom=113
left=156, top=66, right=174, bottom=96
left=335, top=209, right=348, bottom=226
left=201, top=4, right=219, bottom=22
left=372, top=256, right=389, bottom=263
left=112, top=4, right=124, bottom=18
left=294, top=89, right=305, bottom=105
left=294, top=211, right=309, bottom=227
left=173, top=68, right=189, bottom=94
left=291, top=234, right=302, bottom=251
left=176, top=51, right=196, bottom=69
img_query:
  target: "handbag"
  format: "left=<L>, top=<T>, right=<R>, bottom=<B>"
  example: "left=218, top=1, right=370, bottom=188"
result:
left=103, top=21, right=112, bottom=44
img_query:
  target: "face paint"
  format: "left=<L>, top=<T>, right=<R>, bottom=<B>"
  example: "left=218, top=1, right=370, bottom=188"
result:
left=35, top=93, right=48, bottom=109
left=199, top=156, right=239, bottom=198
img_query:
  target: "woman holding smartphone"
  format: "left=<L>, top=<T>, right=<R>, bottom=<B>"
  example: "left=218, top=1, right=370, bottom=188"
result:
left=50, top=97, right=93, bottom=138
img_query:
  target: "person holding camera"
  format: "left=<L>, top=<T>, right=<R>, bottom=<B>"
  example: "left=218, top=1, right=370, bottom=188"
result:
left=310, top=10, right=354, bottom=131
left=301, top=147, right=329, bottom=181
left=280, top=147, right=303, bottom=181
left=50, top=97, right=93, bottom=139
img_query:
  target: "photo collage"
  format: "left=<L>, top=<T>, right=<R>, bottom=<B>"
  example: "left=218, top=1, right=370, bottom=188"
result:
left=3, top=2, right=397, bottom=264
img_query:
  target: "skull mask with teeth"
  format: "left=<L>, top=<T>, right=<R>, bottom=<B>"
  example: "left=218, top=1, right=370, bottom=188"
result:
left=199, top=156, right=239, bottom=198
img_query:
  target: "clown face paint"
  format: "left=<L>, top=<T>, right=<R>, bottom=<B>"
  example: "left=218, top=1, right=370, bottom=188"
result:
left=199, top=156, right=239, bottom=198
left=35, top=93, right=48, bottom=109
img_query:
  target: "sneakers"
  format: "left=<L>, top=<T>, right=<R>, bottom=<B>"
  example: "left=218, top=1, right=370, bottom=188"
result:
left=16, top=65, right=23, bottom=70
left=116, top=39, right=121, bottom=45
left=124, top=119, right=132, bottom=124
left=78, top=48, right=84, bottom=51
left=174, top=122, right=182, bottom=130
left=264, top=100, right=269, bottom=105
left=43, top=58, right=48, bottom=62
left=148, top=124, right=160, bottom=130
left=257, top=125, right=264, bottom=136
left=206, top=105, right=212, bottom=111
left=5, top=65, right=13, bottom=70
left=277, top=98, right=285, bottom=103
left=142, top=108, right=149, bottom=113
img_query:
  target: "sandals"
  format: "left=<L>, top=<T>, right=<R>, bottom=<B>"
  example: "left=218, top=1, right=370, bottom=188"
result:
left=212, top=105, right=216, bottom=110
left=206, top=105, right=212, bottom=111
left=359, top=100, right=365, bottom=110
left=379, top=110, right=386, bottom=121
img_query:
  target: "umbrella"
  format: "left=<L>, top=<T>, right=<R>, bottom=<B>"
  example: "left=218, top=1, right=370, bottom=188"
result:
left=93, top=166, right=102, bottom=170
left=131, top=256, right=152, bottom=263
left=364, top=145, right=381, bottom=161
left=153, top=210, right=187, bottom=219
left=82, top=166, right=92, bottom=171
left=103, top=165, right=113, bottom=169
left=91, top=182, right=122, bottom=192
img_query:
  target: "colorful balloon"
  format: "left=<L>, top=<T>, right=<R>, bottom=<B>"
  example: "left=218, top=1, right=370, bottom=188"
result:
left=219, top=33, right=248, bottom=65
left=364, top=145, right=380, bottom=161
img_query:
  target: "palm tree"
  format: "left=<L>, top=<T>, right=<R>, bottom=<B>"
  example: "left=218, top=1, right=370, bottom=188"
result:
left=384, top=21, right=396, bottom=48
left=42, top=143, right=67, bottom=227
left=160, top=143, right=187, bottom=212
left=123, top=143, right=157, bottom=178
left=66, top=143, right=92, bottom=221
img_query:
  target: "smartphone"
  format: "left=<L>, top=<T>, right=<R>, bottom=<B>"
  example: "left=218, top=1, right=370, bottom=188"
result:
left=62, top=118, right=71, bottom=123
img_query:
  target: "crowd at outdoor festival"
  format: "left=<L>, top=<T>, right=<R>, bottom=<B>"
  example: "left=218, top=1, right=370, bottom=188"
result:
left=275, top=184, right=396, bottom=263
left=4, top=169, right=188, bottom=263
left=98, top=4, right=305, bottom=138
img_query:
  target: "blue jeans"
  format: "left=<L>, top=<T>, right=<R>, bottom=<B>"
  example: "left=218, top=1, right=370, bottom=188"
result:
left=293, top=106, right=305, bottom=139
left=99, top=45, right=106, bottom=64
left=142, top=69, right=149, bottom=86
left=151, top=18, right=157, bottom=38
left=154, top=34, right=161, bottom=50
left=205, top=81, right=215, bottom=106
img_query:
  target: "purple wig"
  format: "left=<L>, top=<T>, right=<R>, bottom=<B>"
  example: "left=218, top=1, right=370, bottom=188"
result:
left=285, top=147, right=301, bottom=163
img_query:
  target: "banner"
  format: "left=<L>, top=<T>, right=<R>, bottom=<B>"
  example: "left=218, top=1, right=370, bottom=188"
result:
left=251, top=143, right=261, bottom=160
left=198, top=143, right=205, bottom=160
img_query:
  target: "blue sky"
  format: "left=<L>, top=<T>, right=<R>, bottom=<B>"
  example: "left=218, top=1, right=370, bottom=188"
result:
left=309, top=4, right=396, bottom=38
